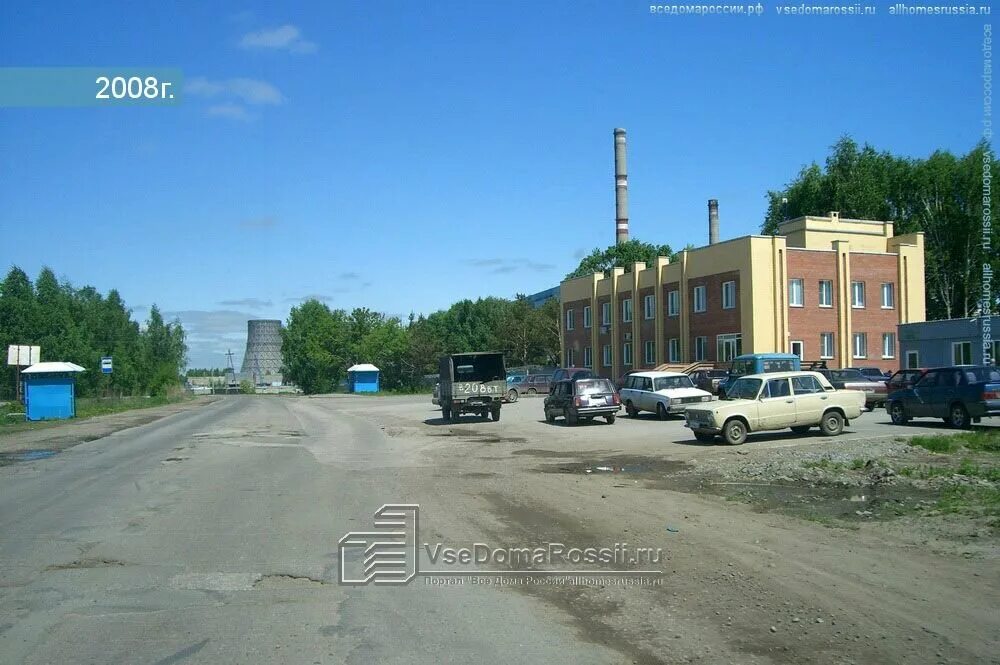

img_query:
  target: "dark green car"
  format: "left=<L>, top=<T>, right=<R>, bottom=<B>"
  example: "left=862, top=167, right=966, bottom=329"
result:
left=544, top=378, right=620, bottom=426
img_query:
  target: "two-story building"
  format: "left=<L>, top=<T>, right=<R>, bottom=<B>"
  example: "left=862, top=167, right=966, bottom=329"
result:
left=559, top=212, right=925, bottom=379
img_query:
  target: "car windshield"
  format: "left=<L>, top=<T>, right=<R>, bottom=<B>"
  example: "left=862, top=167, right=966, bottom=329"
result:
left=576, top=379, right=614, bottom=395
left=654, top=376, right=694, bottom=391
left=508, top=376, right=525, bottom=383
left=726, top=377, right=762, bottom=400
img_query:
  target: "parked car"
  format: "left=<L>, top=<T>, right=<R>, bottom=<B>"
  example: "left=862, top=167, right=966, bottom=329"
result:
left=505, top=375, right=527, bottom=402
left=684, top=371, right=866, bottom=444
left=549, top=367, right=595, bottom=391
left=689, top=368, right=729, bottom=394
left=887, top=365, right=1000, bottom=428
left=615, top=369, right=642, bottom=390
left=619, top=371, right=714, bottom=420
left=857, top=366, right=891, bottom=381
left=718, top=353, right=801, bottom=397
left=506, top=374, right=552, bottom=400
left=544, top=377, right=620, bottom=425
left=815, top=368, right=888, bottom=409
left=885, top=368, right=928, bottom=392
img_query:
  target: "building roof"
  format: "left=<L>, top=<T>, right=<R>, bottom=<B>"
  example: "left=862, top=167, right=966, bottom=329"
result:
left=22, top=362, right=86, bottom=374
left=347, top=363, right=380, bottom=372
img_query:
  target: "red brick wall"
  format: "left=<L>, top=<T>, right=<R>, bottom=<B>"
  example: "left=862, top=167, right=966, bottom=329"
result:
left=787, top=250, right=840, bottom=366
left=638, top=286, right=656, bottom=367
left=688, top=271, right=740, bottom=362
left=561, top=298, right=590, bottom=367
left=850, top=253, right=900, bottom=372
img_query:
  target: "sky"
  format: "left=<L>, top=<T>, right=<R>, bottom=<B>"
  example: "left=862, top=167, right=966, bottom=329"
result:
left=0, top=1, right=991, bottom=368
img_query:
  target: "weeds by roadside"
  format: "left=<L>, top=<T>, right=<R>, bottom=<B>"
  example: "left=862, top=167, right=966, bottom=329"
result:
left=0, top=394, right=194, bottom=436
left=909, top=429, right=1000, bottom=455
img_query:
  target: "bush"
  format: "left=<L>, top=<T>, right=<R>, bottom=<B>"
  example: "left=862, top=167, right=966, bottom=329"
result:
left=239, top=380, right=256, bottom=394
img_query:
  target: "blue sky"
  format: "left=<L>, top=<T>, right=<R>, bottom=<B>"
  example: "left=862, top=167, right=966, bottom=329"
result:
left=0, top=1, right=989, bottom=367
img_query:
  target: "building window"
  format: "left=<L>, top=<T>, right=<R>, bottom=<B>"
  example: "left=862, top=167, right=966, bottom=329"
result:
left=906, top=350, right=920, bottom=369
left=820, top=333, right=834, bottom=359
left=601, top=302, right=611, bottom=326
left=952, top=341, right=972, bottom=365
left=717, top=333, right=742, bottom=362
left=566, top=348, right=576, bottom=366
left=722, top=281, right=736, bottom=309
left=881, top=283, right=895, bottom=309
left=851, top=281, right=865, bottom=308
left=643, top=294, right=655, bottom=319
left=694, top=336, right=707, bottom=361
left=788, top=278, right=804, bottom=307
left=882, top=333, right=896, bottom=359
left=583, top=306, right=592, bottom=328
left=623, top=342, right=633, bottom=366
left=644, top=340, right=655, bottom=365
left=818, top=280, right=833, bottom=307
left=668, top=338, right=680, bottom=362
left=667, top=290, right=679, bottom=316
left=622, top=298, right=633, bottom=323
left=583, top=346, right=593, bottom=368
left=565, top=309, right=574, bottom=330
left=853, top=333, right=867, bottom=359
left=790, top=340, right=804, bottom=359
left=602, top=344, right=612, bottom=367
left=693, top=285, right=707, bottom=313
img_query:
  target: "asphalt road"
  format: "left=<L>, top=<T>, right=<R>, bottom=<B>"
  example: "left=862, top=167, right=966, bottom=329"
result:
left=1, top=395, right=997, bottom=664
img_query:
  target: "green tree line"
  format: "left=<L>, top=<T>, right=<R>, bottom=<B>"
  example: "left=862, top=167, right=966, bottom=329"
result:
left=281, top=297, right=560, bottom=394
left=0, top=266, right=187, bottom=398
left=762, top=137, right=998, bottom=320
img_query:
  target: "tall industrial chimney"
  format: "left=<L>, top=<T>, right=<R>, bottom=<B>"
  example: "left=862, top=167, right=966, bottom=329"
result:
left=614, top=128, right=629, bottom=245
left=708, top=199, right=720, bottom=245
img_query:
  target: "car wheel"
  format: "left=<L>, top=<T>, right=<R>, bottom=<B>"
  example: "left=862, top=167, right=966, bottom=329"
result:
left=790, top=425, right=811, bottom=434
left=656, top=403, right=668, bottom=421
left=605, top=414, right=616, bottom=424
left=722, top=419, right=747, bottom=445
left=694, top=431, right=715, bottom=443
left=819, top=410, right=845, bottom=436
left=949, top=403, right=971, bottom=429
left=888, top=401, right=909, bottom=425
left=507, top=389, right=518, bottom=403
left=545, top=408, right=555, bottom=423
left=625, top=401, right=639, bottom=417
left=527, top=388, right=536, bottom=395
left=564, top=408, right=578, bottom=426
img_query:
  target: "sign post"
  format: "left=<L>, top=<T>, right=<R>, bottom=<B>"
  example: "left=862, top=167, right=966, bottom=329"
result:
left=7, top=345, right=40, bottom=404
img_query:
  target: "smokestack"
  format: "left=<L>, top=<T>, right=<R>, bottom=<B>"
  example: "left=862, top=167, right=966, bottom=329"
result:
left=708, top=199, right=720, bottom=245
left=614, top=128, right=629, bottom=245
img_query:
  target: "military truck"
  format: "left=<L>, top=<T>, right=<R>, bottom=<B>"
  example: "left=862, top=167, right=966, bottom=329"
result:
left=438, top=352, right=506, bottom=422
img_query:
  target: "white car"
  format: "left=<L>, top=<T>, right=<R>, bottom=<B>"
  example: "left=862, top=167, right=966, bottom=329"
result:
left=619, top=371, right=714, bottom=420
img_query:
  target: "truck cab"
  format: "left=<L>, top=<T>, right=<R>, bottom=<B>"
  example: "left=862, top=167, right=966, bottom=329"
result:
left=438, top=352, right=507, bottom=422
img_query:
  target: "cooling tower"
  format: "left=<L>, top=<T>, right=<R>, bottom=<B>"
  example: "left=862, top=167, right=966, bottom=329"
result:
left=241, top=319, right=283, bottom=380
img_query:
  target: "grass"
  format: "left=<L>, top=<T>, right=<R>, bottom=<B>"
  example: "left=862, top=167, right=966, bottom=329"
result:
left=0, top=393, right=193, bottom=435
left=909, top=430, right=1000, bottom=455
left=935, top=486, right=1000, bottom=517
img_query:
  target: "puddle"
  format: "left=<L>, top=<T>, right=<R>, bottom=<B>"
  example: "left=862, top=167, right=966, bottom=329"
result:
left=539, top=456, right=688, bottom=476
left=0, top=449, right=58, bottom=465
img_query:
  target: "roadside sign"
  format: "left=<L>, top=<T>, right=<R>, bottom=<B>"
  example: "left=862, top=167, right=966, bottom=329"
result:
left=6, top=345, right=40, bottom=366
left=101, top=356, right=113, bottom=374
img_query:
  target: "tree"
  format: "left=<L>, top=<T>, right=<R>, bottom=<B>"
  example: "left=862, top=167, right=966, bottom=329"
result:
left=566, top=239, right=684, bottom=280
left=281, top=299, right=350, bottom=394
left=761, top=137, right=998, bottom=319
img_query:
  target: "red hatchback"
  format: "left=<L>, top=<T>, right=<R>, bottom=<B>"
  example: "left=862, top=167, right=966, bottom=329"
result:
left=886, top=368, right=928, bottom=393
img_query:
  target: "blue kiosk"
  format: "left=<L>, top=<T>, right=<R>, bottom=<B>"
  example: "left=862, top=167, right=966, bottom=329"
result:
left=347, top=363, right=380, bottom=393
left=22, top=362, right=86, bottom=421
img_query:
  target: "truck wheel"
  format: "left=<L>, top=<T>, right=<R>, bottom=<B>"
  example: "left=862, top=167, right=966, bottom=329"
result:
left=442, top=406, right=451, bottom=420
left=656, top=403, right=668, bottom=421
left=491, top=407, right=501, bottom=422
left=507, top=389, right=518, bottom=403
left=564, top=408, right=578, bottom=426
left=949, top=403, right=971, bottom=429
left=888, top=401, right=909, bottom=425
left=723, top=419, right=747, bottom=445
left=819, top=410, right=844, bottom=436
left=605, top=413, right=616, bottom=424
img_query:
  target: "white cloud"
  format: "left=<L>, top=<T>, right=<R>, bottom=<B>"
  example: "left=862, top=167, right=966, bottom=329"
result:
left=186, top=77, right=284, bottom=105
left=239, top=24, right=317, bottom=54
left=206, top=104, right=251, bottom=121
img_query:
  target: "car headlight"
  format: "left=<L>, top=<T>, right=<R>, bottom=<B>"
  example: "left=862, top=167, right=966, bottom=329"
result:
left=701, top=395, right=711, bottom=402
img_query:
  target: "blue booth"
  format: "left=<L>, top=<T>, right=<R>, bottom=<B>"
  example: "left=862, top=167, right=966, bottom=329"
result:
left=22, top=362, right=86, bottom=421
left=347, top=364, right=380, bottom=393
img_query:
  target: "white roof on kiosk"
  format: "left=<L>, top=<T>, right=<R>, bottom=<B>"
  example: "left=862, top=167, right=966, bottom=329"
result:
left=22, top=362, right=86, bottom=374
left=347, top=364, right=380, bottom=372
